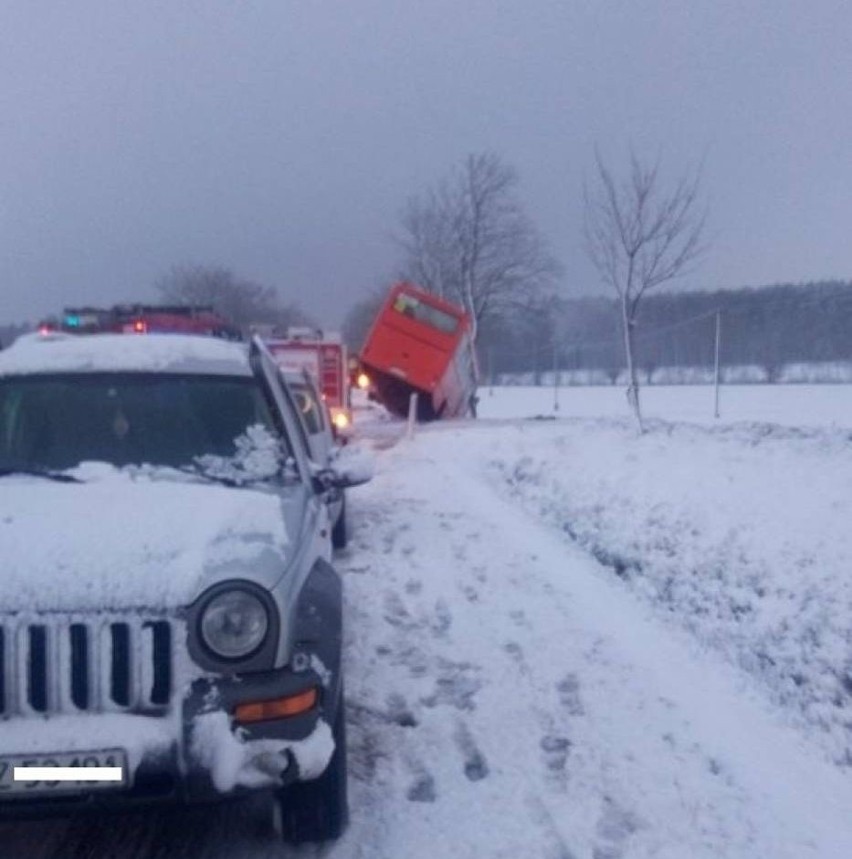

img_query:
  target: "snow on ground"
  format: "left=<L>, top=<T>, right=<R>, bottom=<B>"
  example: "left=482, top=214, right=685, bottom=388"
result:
left=477, top=383, right=852, bottom=428
left=334, top=420, right=852, bottom=858
left=479, top=418, right=852, bottom=766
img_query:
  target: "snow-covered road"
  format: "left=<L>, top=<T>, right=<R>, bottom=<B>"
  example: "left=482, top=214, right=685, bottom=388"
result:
left=3, top=414, right=851, bottom=858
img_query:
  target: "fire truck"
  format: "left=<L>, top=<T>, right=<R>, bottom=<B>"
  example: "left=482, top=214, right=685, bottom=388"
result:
left=358, top=282, right=478, bottom=420
left=263, top=328, right=352, bottom=436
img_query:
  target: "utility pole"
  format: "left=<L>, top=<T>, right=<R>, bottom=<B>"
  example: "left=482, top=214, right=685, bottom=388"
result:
left=713, top=310, right=722, bottom=418
left=488, top=346, right=494, bottom=396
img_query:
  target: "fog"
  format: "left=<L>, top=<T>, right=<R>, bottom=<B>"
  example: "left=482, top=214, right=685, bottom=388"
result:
left=1, top=0, right=851, bottom=326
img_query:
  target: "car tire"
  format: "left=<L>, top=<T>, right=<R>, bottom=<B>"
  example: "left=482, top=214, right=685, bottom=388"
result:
left=331, top=494, right=348, bottom=550
left=275, top=695, right=349, bottom=845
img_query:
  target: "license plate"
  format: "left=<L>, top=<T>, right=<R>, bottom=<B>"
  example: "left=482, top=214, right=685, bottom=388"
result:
left=0, top=749, right=128, bottom=796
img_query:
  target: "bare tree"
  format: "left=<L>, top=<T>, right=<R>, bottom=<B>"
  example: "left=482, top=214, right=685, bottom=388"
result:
left=341, top=287, right=387, bottom=352
left=584, top=150, right=708, bottom=430
left=156, top=264, right=311, bottom=332
left=399, top=153, right=561, bottom=342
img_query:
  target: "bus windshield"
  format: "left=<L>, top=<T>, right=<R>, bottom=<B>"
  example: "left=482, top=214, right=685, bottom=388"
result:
left=392, top=293, right=459, bottom=334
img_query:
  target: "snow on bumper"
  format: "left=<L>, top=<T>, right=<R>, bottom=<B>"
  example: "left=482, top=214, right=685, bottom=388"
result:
left=191, top=711, right=335, bottom=792
left=0, top=704, right=333, bottom=807
left=0, top=712, right=176, bottom=776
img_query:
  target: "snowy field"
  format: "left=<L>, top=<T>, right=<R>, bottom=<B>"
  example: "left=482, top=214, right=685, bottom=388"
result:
left=478, top=382, right=852, bottom=428
left=2, top=385, right=852, bottom=858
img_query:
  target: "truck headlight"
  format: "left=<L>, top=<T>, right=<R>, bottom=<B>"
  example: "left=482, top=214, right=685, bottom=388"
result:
left=199, top=588, right=269, bottom=660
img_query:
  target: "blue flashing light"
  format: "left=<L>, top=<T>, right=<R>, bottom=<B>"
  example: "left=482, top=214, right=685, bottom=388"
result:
left=64, top=314, right=81, bottom=328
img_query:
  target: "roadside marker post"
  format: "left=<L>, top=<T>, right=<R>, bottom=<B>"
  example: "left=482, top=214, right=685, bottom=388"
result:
left=406, top=393, right=418, bottom=439
left=714, top=310, right=722, bottom=419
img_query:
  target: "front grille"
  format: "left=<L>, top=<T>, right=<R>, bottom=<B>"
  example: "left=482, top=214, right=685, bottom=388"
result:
left=0, top=616, right=173, bottom=716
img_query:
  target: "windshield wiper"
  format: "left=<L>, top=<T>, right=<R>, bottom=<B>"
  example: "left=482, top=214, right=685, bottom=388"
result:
left=0, top=467, right=83, bottom=484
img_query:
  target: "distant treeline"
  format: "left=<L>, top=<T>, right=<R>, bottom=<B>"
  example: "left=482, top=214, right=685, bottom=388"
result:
left=481, top=280, right=852, bottom=382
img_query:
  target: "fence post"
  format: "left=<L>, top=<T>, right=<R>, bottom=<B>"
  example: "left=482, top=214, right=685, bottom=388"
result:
left=552, top=341, right=560, bottom=412
left=406, top=393, right=418, bottom=439
left=713, top=310, right=722, bottom=418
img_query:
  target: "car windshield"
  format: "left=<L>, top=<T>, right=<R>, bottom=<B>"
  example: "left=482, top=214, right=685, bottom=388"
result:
left=0, top=373, right=290, bottom=474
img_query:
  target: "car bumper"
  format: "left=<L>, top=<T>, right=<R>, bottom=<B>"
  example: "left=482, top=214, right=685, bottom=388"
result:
left=0, top=667, right=336, bottom=819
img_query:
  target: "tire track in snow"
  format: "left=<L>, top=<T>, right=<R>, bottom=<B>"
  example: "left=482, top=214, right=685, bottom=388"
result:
left=337, top=467, right=591, bottom=858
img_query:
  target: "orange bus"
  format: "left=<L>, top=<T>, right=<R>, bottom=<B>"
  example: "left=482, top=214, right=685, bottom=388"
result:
left=359, top=282, right=478, bottom=420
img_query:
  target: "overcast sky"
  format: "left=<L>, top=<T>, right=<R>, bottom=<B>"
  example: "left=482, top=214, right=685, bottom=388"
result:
left=1, top=0, right=851, bottom=325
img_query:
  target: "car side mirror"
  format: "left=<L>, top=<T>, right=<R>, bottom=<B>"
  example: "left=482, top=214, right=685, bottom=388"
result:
left=314, top=446, right=374, bottom=491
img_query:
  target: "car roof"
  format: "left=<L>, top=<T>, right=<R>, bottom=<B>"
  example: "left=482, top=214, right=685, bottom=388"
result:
left=281, top=370, right=310, bottom=385
left=280, top=367, right=319, bottom=388
left=0, top=332, right=252, bottom=378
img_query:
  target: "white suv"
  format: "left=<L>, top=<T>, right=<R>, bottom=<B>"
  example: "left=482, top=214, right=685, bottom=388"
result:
left=0, top=332, right=368, bottom=843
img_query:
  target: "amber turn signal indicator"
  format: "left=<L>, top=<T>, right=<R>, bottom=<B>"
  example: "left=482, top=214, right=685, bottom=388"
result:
left=234, top=687, right=319, bottom=724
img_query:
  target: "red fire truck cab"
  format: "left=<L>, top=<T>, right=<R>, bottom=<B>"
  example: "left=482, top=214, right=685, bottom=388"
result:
left=359, top=282, right=478, bottom=421
left=263, top=329, right=352, bottom=437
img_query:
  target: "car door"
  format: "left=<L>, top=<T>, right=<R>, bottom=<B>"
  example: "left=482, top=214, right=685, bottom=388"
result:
left=280, top=370, right=345, bottom=531
left=249, top=338, right=332, bottom=562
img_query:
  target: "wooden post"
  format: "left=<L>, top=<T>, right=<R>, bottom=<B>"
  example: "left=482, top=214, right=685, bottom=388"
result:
left=406, top=393, right=418, bottom=439
left=713, top=310, right=722, bottom=419
left=552, top=341, right=559, bottom=413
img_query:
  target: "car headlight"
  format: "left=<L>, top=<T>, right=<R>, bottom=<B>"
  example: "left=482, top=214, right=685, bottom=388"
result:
left=199, top=588, right=269, bottom=660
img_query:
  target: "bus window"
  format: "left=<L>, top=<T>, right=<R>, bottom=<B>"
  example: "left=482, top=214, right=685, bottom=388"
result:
left=392, top=293, right=459, bottom=334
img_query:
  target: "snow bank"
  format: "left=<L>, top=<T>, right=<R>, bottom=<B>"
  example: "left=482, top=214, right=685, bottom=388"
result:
left=470, top=417, right=852, bottom=765
left=780, top=361, right=852, bottom=383
left=497, top=361, right=852, bottom=386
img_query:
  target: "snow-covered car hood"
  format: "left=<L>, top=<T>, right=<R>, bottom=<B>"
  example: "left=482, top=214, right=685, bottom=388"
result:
left=0, top=466, right=299, bottom=612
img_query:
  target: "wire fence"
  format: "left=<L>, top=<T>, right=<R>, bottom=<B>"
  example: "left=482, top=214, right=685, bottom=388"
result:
left=482, top=299, right=852, bottom=420
left=485, top=307, right=722, bottom=379
left=486, top=289, right=852, bottom=385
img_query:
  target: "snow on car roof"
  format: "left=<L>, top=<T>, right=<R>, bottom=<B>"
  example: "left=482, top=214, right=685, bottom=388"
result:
left=0, top=332, right=252, bottom=377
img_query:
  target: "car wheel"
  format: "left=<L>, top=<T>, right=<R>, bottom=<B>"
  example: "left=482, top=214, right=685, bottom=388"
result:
left=275, top=695, right=349, bottom=844
left=331, top=494, right=348, bottom=550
